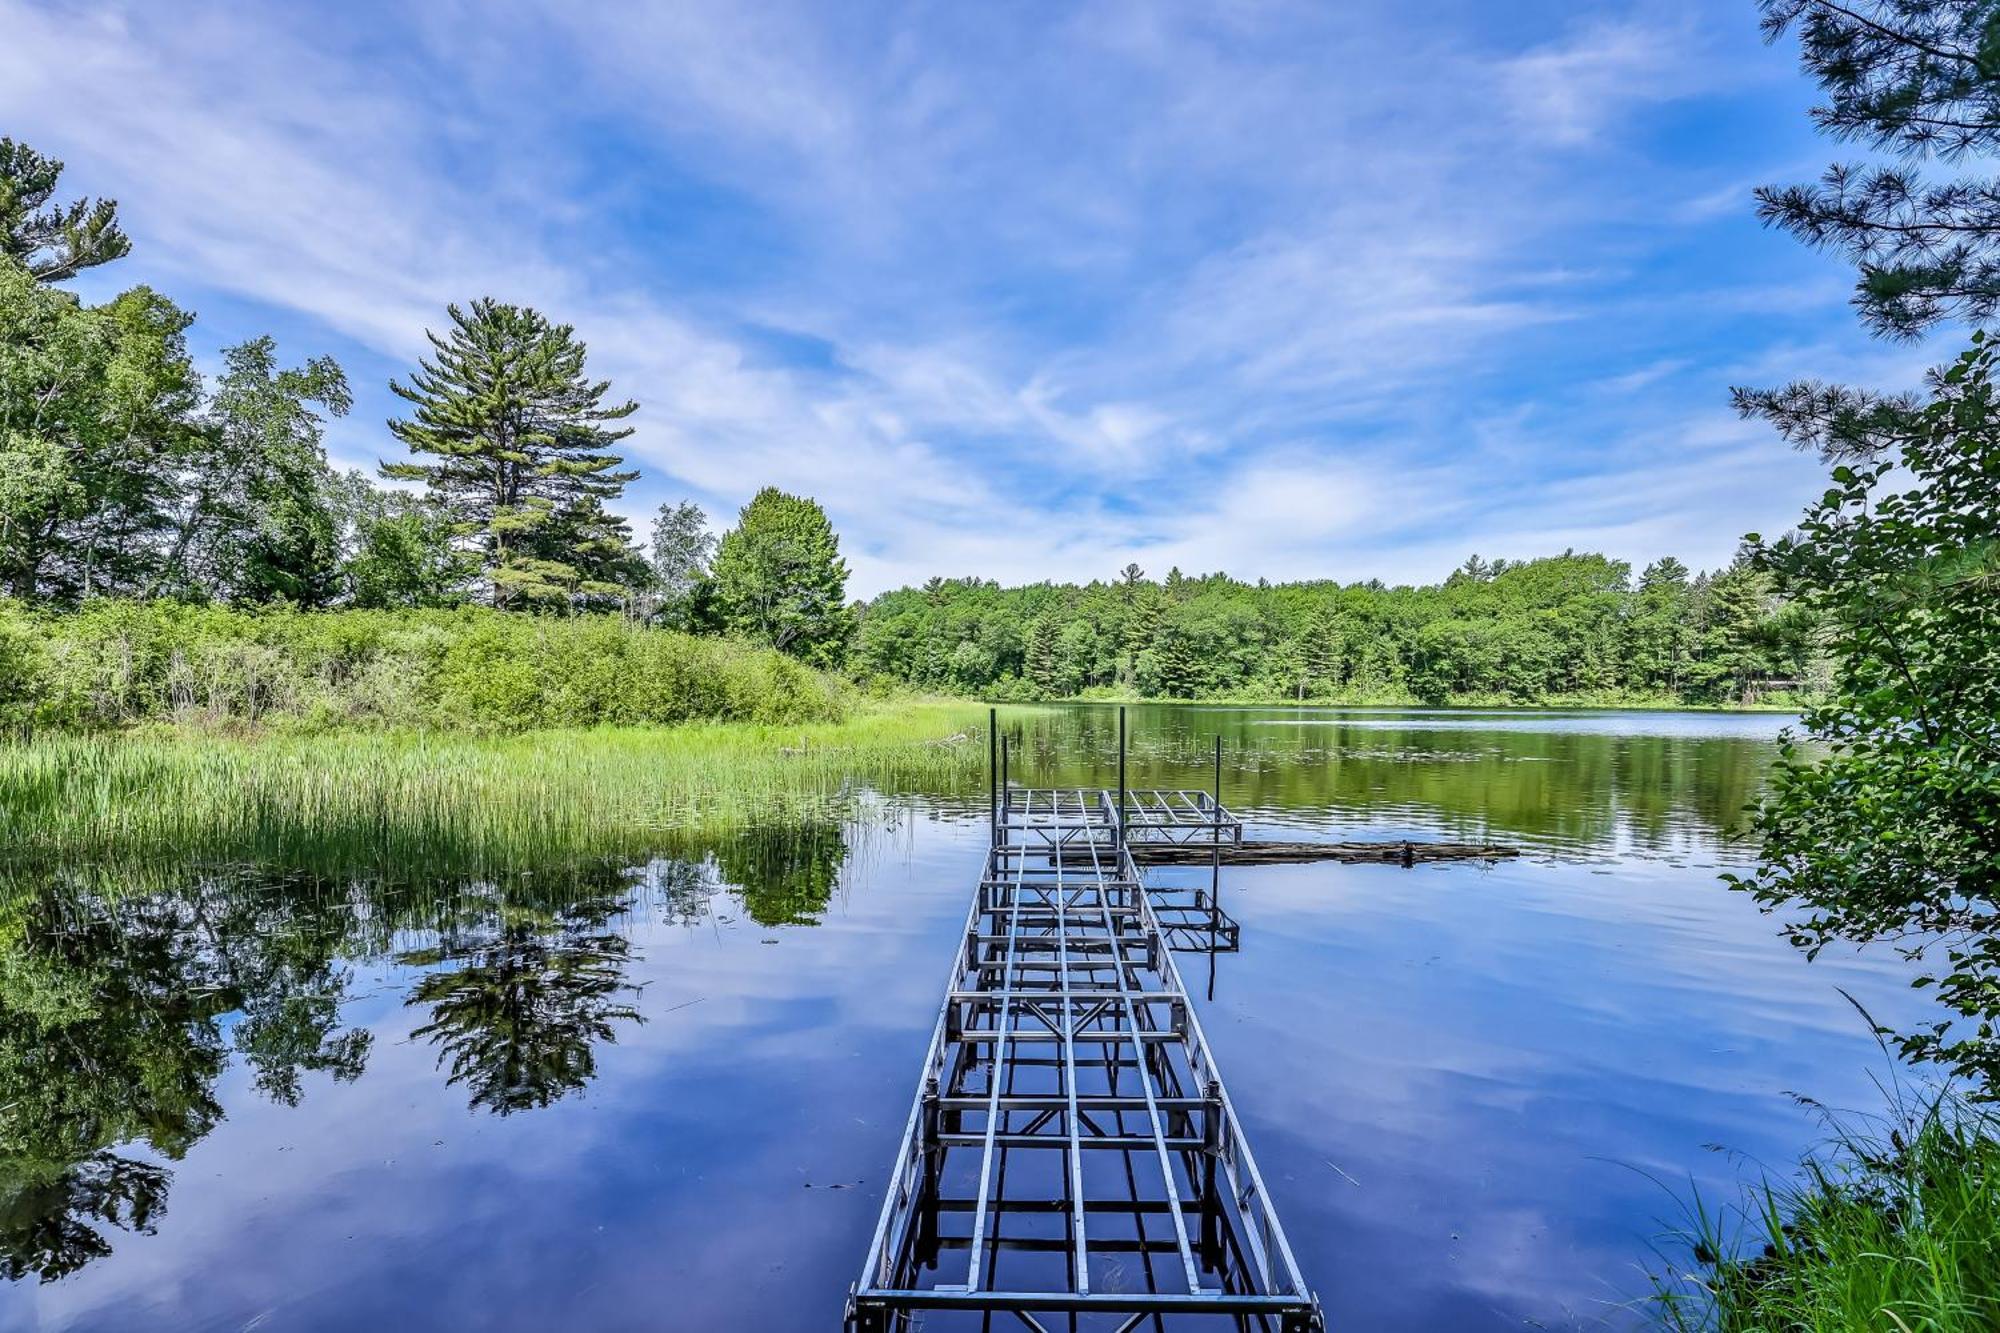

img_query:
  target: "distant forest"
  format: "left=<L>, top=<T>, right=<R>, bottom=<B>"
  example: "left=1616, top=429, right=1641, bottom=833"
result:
left=854, top=552, right=1815, bottom=706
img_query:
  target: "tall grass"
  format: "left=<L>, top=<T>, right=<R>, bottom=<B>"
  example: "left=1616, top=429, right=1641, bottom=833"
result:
left=1650, top=1082, right=2000, bottom=1332
left=0, top=703, right=990, bottom=876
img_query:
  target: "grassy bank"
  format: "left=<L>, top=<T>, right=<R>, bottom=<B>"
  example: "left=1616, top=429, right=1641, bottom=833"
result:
left=0, top=600, right=845, bottom=730
left=0, top=702, right=990, bottom=875
left=1652, top=1091, right=2000, bottom=1331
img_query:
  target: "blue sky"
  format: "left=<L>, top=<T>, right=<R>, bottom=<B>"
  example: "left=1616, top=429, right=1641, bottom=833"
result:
left=1, top=0, right=1941, bottom=595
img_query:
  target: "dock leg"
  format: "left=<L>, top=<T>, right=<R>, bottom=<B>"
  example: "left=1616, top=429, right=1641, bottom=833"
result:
left=844, top=1290, right=890, bottom=1333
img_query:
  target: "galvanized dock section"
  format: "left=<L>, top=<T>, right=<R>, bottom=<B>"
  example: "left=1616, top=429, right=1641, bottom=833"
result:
left=847, top=717, right=1322, bottom=1332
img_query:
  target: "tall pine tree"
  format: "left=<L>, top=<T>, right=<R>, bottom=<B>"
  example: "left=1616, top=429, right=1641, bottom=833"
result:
left=384, top=300, right=639, bottom=609
left=0, top=138, right=130, bottom=283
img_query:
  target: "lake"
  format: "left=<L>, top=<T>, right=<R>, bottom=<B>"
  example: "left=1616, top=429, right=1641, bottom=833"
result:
left=0, top=705, right=1928, bottom=1331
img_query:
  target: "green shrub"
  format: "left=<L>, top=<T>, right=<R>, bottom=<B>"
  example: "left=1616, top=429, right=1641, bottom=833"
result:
left=0, top=601, right=49, bottom=729
left=4, top=603, right=848, bottom=731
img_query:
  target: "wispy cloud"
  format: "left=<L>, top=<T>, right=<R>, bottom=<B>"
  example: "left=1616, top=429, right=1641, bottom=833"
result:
left=0, top=0, right=1899, bottom=594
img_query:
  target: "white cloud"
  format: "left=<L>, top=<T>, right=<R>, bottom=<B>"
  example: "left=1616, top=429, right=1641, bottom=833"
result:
left=0, top=0, right=1880, bottom=595
left=1500, top=16, right=1707, bottom=146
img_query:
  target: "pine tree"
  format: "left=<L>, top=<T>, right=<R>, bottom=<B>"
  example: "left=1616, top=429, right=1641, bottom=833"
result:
left=711, top=488, right=853, bottom=667
left=1123, top=583, right=1167, bottom=692
left=0, top=138, right=130, bottom=282
left=1693, top=559, right=1774, bottom=702
left=1627, top=556, right=1694, bottom=692
left=1304, top=603, right=1350, bottom=696
left=1149, top=613, right=1201, bottom=697
left=1025, top=613, right=1060, bottom=696
left=1449, top=554, right=1493, bottom=585
left=540, top=496, right=652, bottom=612
left=1739, top=2, right=2000, bottom=457
left=384, top=300, right=637, bottom=608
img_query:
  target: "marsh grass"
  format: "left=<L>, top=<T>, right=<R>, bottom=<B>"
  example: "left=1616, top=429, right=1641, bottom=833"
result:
left=0, top=702, right=991, bottom=877
left=1649, top=1079, right=2000, bottom=1332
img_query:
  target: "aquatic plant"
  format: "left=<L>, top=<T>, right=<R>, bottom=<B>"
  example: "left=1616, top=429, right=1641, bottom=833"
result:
left=1650, top=1084, right=2000, bottom=1332
left=0, top=703, right=988, bottom=876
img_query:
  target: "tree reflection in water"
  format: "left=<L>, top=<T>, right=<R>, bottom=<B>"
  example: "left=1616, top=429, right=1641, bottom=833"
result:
left=0, top=877, right=357, bottom=1281
left=711, top=821, right=848, bottom=926
left=401, top=893, right=643, bottom=1116
left=0, top=819, right=853, bottom=1281
left=0, top=1152, right=169, bottom=1282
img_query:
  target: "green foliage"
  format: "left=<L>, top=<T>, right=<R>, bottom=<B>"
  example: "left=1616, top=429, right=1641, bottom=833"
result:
left=156, top=336, right=352, bottom=604
left=857, top=552, right=1810, bottom=706
left=0, top=261, right=202, bottom=600
left=385, top=299, right=641, bottom=609
left=330, top=471, right=477, bottom=609
left=0, top=257, right=376, bottom=610
left=1739, top=1, right=2000, bottom=459
left=1652, top=1087, right=2000, bottom=1332
left=0, top=601, right=845, bottom=732
left=1732, top=334, right=2000, bottom=1094
left=648, top=498, right=715, bottom=629
left=1753, top=1, right=2000, bottom=341
left=711, top=487, right=854, bottom=668
left=0, top=138, right=130, bottom=282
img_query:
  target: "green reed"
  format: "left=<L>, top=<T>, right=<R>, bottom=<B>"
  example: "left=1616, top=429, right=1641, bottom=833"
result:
left=1650, top=1086, right=2000, bottom=1332
left=0, top=702, right=992, bottom=876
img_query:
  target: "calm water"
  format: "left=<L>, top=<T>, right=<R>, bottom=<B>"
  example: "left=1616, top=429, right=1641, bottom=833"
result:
left=0, top=706, right=1929, bottom=1331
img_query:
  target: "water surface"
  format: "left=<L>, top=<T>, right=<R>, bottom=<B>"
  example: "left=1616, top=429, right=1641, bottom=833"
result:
left=0, top=706, right=1925, bottom=1330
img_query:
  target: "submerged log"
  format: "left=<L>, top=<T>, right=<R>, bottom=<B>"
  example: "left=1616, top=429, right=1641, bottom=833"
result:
left=1130, top=839, right=1519, bottom=866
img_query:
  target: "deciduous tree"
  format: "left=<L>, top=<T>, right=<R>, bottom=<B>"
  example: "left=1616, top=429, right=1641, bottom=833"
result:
left=0, top=262, right=199, bottom=601
left=649, top=499, right=715, bottom=628
left=155, top=337, right=351, bottom=605
left=711, top=487, right=853, bottom=667
left=1734, top=333, right=2000, bottom=1093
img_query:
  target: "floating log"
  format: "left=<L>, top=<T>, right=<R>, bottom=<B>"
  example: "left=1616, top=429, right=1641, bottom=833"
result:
left=1130, top=839, right=1519, bottom=866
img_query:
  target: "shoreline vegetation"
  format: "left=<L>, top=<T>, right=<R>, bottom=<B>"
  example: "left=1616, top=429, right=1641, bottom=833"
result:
left=0, top=601, right=847, bottom=732
left=1651, top=1082, right=2000, bottom=1332
left=0, top=599, right=1812, bottom=741
left=1009, top=688, right=1806, bottom=712
left=0, top=702, right=990, bottom=877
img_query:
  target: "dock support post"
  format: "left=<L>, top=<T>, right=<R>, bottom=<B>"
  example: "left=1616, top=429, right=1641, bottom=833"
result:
left=1116, top=705, right=1127, bottom=848
left=988, top=707, right=998, bottom=846
left=1211, top=734, right=1223, bottom=925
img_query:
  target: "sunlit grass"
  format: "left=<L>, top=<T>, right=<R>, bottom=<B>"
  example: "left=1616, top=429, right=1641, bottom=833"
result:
left=1650, top=1085, right=2000, bottom=1332
left=0, top=701, right=992, bottom=876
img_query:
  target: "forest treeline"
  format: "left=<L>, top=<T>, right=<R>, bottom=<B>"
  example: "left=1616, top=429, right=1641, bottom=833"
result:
left=854, top=553, right=1816, bottom=706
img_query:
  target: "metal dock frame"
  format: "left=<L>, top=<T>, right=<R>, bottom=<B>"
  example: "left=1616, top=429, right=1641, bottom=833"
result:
left=848, top=714, right=1323, bottom=1332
